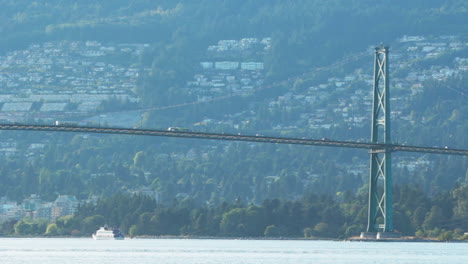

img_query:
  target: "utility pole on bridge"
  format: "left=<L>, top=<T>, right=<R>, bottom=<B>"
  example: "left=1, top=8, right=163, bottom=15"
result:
left=361, top=45, right=399, bottom=239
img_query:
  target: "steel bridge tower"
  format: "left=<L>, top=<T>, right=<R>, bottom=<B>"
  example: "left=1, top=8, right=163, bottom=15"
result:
left=363, top=45, right=397, bottom=238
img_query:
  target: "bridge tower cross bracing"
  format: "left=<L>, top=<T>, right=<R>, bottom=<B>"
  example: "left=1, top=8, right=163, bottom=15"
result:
left=366, top=45, right=394, bottom=234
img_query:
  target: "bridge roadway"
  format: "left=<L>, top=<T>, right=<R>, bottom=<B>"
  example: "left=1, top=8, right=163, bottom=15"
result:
left=0, top=124, right=467, bottom=156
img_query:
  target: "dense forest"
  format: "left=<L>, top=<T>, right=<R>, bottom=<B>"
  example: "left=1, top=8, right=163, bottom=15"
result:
left=2, top=184, right=468, bottom=241
left=0, top=0, right=466, bottom=239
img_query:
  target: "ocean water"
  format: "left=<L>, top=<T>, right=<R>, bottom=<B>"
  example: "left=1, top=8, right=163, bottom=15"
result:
left=0, top=238, right=467, bottom=264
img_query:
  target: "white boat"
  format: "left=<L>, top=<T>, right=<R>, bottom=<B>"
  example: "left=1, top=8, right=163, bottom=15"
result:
left=92, top=226, right=124, bottom=240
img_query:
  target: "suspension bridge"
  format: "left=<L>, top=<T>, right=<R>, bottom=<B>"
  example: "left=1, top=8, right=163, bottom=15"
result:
left=0, top=45, right=466, bottom=239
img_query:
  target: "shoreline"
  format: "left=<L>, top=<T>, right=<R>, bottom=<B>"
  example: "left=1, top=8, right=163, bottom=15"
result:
left=1, top=235, right=467, bottom=243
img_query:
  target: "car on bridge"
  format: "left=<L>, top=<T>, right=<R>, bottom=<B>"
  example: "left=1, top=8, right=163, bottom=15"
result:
left=54, top=121, right=78, bottom=126
left=167, top=127, right=190, bottom=132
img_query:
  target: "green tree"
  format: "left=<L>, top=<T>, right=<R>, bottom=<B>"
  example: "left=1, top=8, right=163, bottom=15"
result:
left=220, top=208, right=246, bottom=236
left=313, top=222, right=329, bottom=237
left=303, top=227, right=313, bottom=238
left=438, top=231, right=454, bottom=241
left=81, top=215, right=105, bottom=235
left=133, top=151, right=147, bottom=170
left=14, top=221, right=31, bottom=235
left=452, top=184, right=468, bottom=220
left=264, top=225, right=280, bottom=237
left=55, top=215, right=80, bottom=235
left=415, top=230, right=425, bottom=238
left=344, top=225, right=362, bottom=238
left=45, top=223, right=59, bottom=236
left=128, top=225, right=138, bottom=237
left=422, top=206, right=446, bottom=231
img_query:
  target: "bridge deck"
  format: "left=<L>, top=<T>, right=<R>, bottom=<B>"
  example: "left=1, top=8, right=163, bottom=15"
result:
left=0, top=124, right=466, bottom=156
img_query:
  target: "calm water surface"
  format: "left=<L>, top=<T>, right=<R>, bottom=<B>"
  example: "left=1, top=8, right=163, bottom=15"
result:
left=0, top=238, right=467, bottom=264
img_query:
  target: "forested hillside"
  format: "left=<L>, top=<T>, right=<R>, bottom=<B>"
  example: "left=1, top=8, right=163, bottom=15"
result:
left=0, top=0, right=466, bottom=238
left=1, top=0, right=467, bottom=64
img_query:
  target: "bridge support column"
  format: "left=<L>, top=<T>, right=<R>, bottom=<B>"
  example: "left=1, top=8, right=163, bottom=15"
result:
left=363, top=45, right=398, bottom=237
